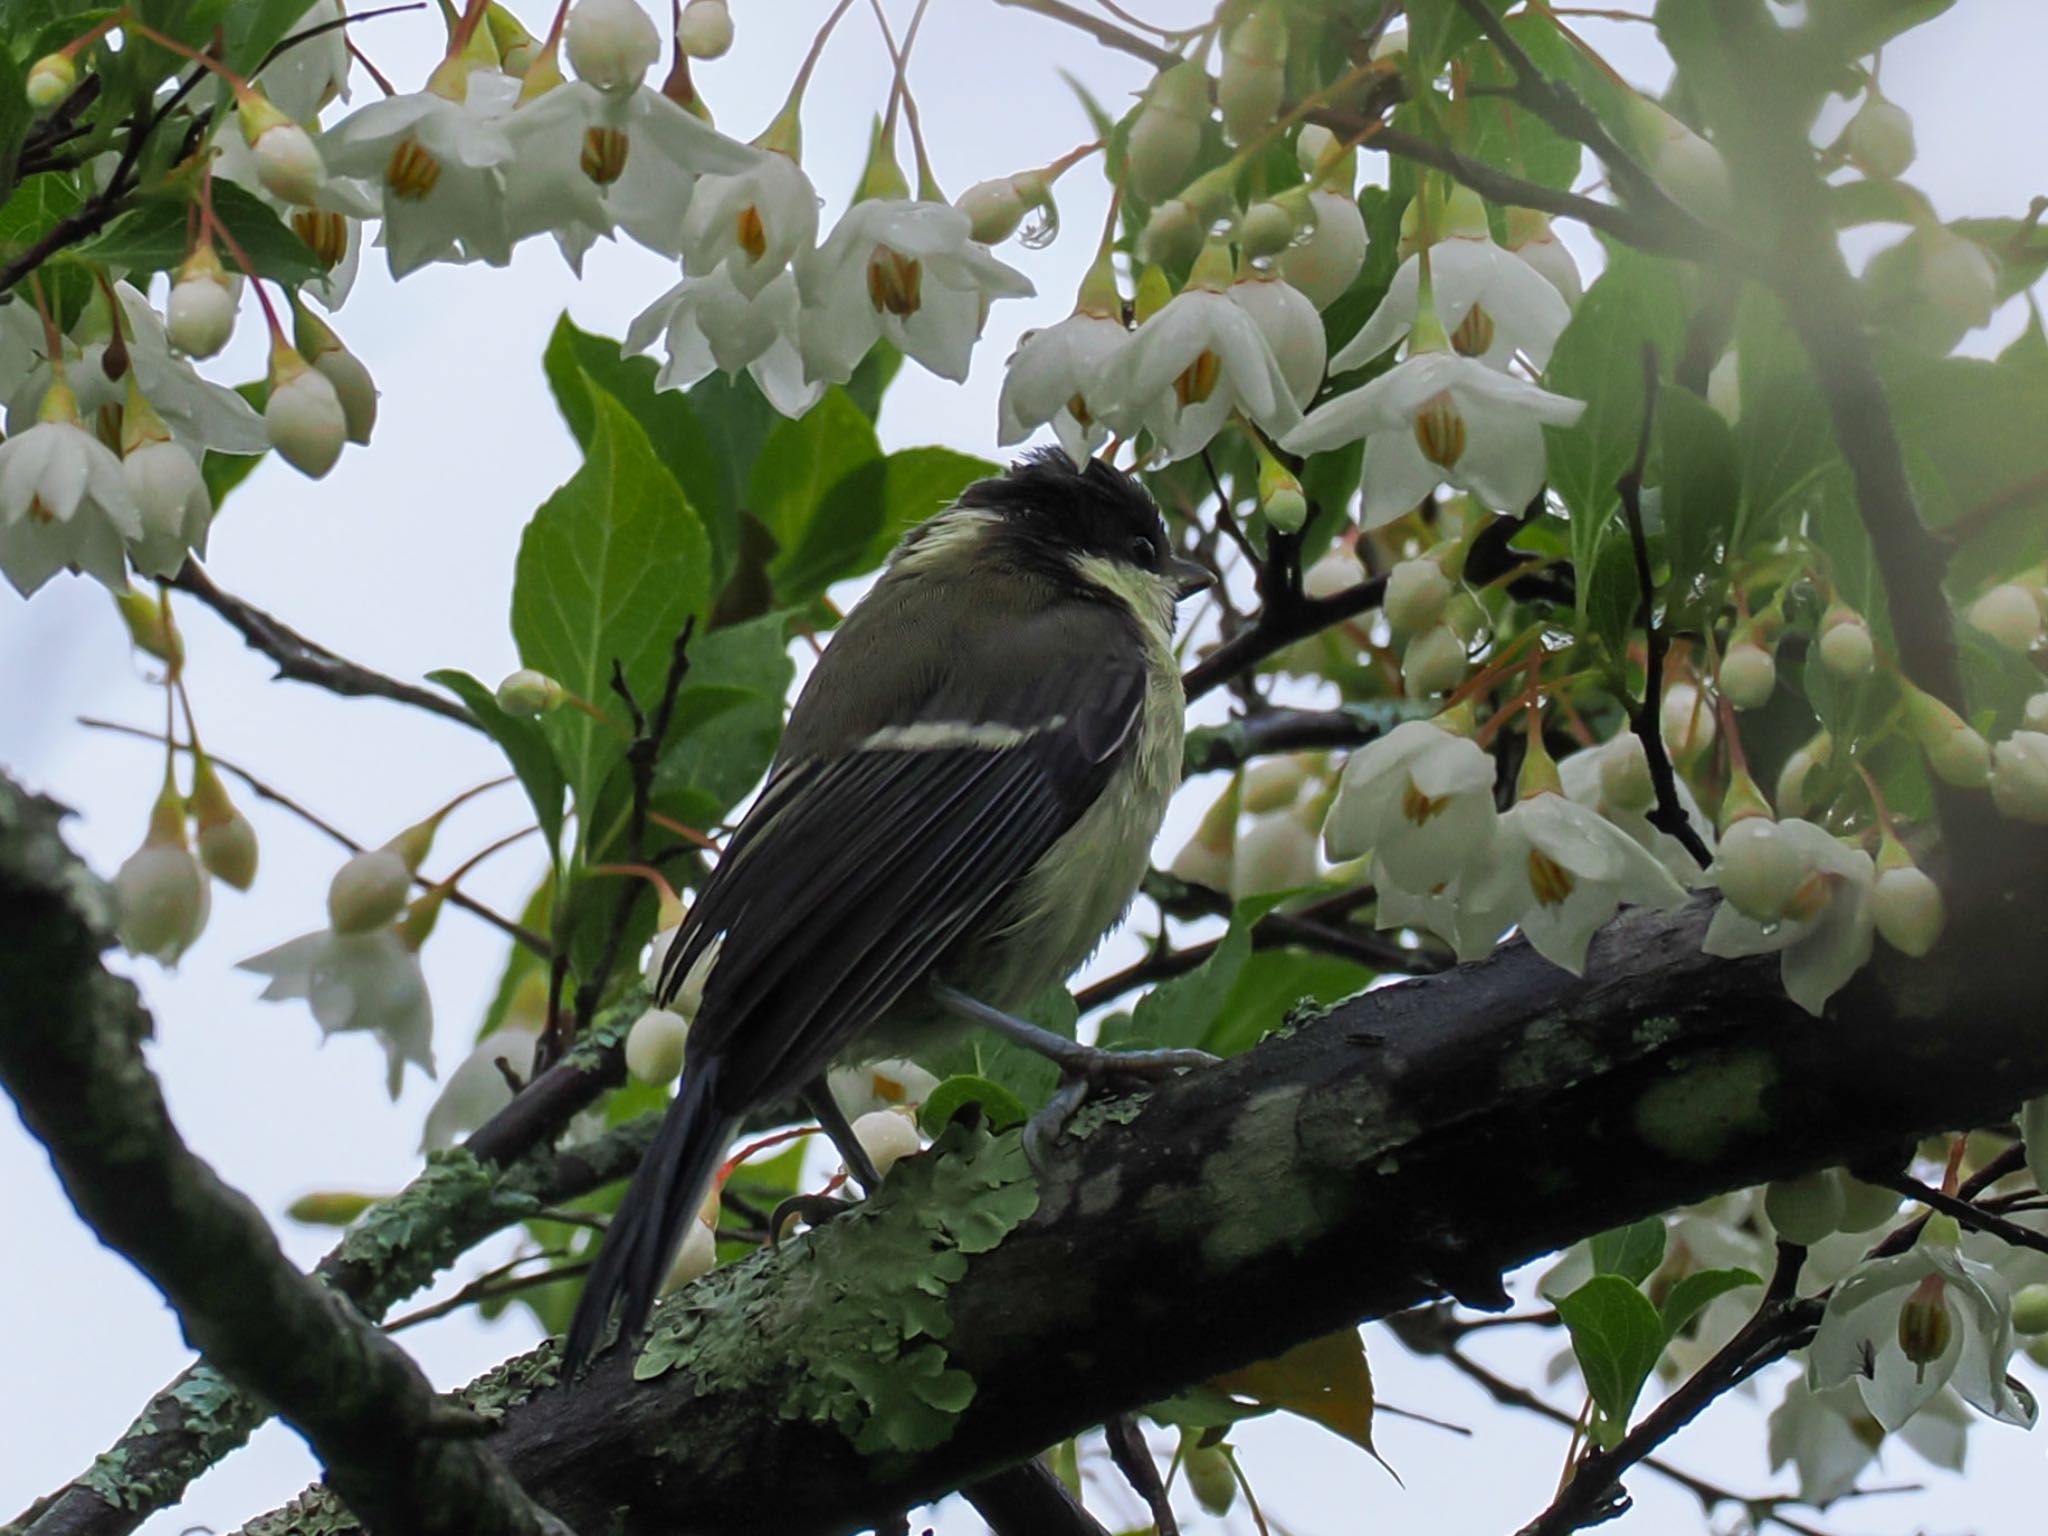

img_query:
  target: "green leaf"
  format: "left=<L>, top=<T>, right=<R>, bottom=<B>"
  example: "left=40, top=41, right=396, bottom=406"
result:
left=1732, top=287, right=1839, bottom=540
left=1659, top=1266, right=1761, bottom=1342
left=223, top=0, right=326, bottom=73
left=71, top=193, right=191, bottom=273
left=749, top=388, right=882, bottom=599
left=1584, top=528, right=1642, bottom=665
left=1657, top=387, right=1740, bottom=600
left=1555, top=1275, right=1667, bottom=1447
left=542, top=313, right=739, bottom=589
left=917, top=986, right=1075, bottom=1112
left=201, top=449, right=265, bottom=507
left=649, top=610, right=794, bottom=832
left=206, top=180, right=326, bottom=285
left=918, top=1074, right=1030, bottom=1137
left=1210, top=1327, right=1379, bottom=1459
left=510, top=392, right=712, bottom=847
left=1588, top=1218, right=1667, bottom=1285
left=1104, top=894, right=1285, bottom=1053
left=1201, top=949, right=1373, bottom=1058
left=427, top=669, right=567, bottom=858
left=1883, top=352, right=2048, bottom=530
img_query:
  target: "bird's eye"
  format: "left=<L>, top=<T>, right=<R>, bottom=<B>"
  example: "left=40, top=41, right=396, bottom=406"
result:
left=1128, top=535, right=1158, bottom=567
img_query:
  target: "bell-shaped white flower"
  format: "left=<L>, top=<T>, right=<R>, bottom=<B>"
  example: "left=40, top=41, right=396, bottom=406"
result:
left=0, top=378, right=143, bottom=597
left=1505, top=208, right=1581, bottom=306
left=421, top=1025, right=540, bottom=1150
left=1701, top=818, right=1874, bottom=1015
left=1768, top=1378, right=1969, bottom=1508
left=1336, top=232, right=1572, bottom=375
left=241, top=922, right=437, bottom=1098
left=121, top=386, right=212, bottom=579
left=850, top=1107, right=924, bottom=1179
left=265, top=343, right=348, bottom=479
left=166, top=246, right=238, bottom=358
left=996, top=259, right=1129, bottom=464
left=1093, top=248, right=1303, bottom=463
left=1283, top=343, right=1586, bottom=528
left=502, top=77, right=758, bottom=270
left=1323, top=717, right=1497, bottom=895
left=1459, top=776, right=1691, bottom=975
left=1228, top=272, right=1325, bottom=408
left=260, top=0, right=353, bottom=123
left=1558, top=732, right=1712, bottom=887
left=680, top=151, right=818, bottom=295
left=1810, top=1231, right=2036, bottom=1432
left=1989, top=730, right=2048, bottom=824
left=627, top=266, right=820, bottom=418
left=115, top=785, right=211, bottom=967
left=320, top=68, right=521, bottom=277
left=1279, top=187, right=1368, bottom=310
left=566, top=0, right=661, bottom=91
left=827, top=1058, right=941, bottom=1120
left=797, top=198, right=1033, bottom=384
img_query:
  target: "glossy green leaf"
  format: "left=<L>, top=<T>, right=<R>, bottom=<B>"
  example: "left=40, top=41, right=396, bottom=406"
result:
left=1588, top=1217, right=1667, bottom=1285
left=206, top=180, right=327, bottom=285
left=1201, top=949, right=1373, bottom=1058
left=427, top=668, right=567, bottom=857
left=1732, top=288, right=1839, bottom=540
left=1105, top=894, right=1286, bottom=1053
left=1556, top=1274, right=1667, bottom=1447
left=511, top=391, right=711, bottom=847
left=918, top=1074, right=1030, bottom=1137
left=1659, top=1266, right=1760, bottom=1342
left=649, top=610, right=794, bottom=832
left=750, top=388, right=882, bottom=600
left=1657, top=386, right=1739, bottom=598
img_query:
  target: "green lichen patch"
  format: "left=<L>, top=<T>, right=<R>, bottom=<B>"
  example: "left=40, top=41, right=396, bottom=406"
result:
left=461, top=1341, right=563, bottom=1424
left=632, top=1121, right=1037, bottom=1457
left=1632, top=1048, right=1778, bottom=1165
left=242, top=1486, right=360, bottom=1536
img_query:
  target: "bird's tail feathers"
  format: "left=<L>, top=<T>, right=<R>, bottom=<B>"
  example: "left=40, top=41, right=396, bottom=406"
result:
left=561, top=1059, right=735, bottom=1376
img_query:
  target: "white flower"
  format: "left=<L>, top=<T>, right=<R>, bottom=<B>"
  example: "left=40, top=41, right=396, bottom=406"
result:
left=626, top=266, right=820, bottom=417
left=680, top=151, right=818, bottom=296
left=1702, top=819, right=1874, bottom=1015
left=258, top=1, right=353, bottom=123
left=996, top=310, right=1129, bottom=464
left=1323, top=720, right=1497, bottom=895
left=1969, top=582, right=2042, bottom=650
left=1459, top=790, right=1690, bottom=974
left=1278, top=188, right=1367, bottom=310
left=327, top=846, right=413, bottom=932
left=1333, top=235, right=1572, bottom=372
left=566, top=0, right=661, bottom=91
left=798, top=198, right=1033, bottom=384
left=827, top=1058, right=940, bottom=1120
left=850, top=1108, right=923, bottom=1179
left=266, top=348, right=348, bottom=478
left=1843, top=94, right=1915, bottom=180
left=123, top=438, right=211, bottom=578
left=1283, top=349, right=1586, bottom=528
left=1872, top=862, right=1943, bottom=956
left=1231, top=811, right=1319, bottom=899
left=251, top=119, right=327, bottom=205
left=1559, top=733, right=1712, bottom=886
left=1383, top=556, right=1451, bottom=637
left=320, top=72, right=521, bottom=277
left=1228, top=273, right=1325, bottom=408
left=208, top=118, right=375, bottom=308
left=1810, top=1239, right=2036, bottom=1432
left=311, top=344, right=378, bottom=445
left=1768, top=1379, right=1969, bottom=1507
left=421, top=1025, right=540, bottom=1150
left=1094, top=285, right=1301, bottom=462
left=1505, top=209, right=1581, bottom=306
left=678, top=0, right=733, bottom=58
left=241, top=927, right=436, bottom=1098
left=1989, top=731, right=2048, bottom=824
left=502, top=81, right=758, bottom=270
left=0, top=381, right=143, bottom=597
left=115, top=842, right=211, bottom=965
left=1400, top=623, right=1467, bottom=698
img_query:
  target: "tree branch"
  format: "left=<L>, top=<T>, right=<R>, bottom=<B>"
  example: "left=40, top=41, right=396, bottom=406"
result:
left=1182, top=707, right=1383, bottom=776
left=240, top=842, right=2048, bottom=1534
left=1183, top=577, right=1386, bottom=701
left=0, top=778, right=573, bottom=1536
left=170, top=563, right=480, bottom=729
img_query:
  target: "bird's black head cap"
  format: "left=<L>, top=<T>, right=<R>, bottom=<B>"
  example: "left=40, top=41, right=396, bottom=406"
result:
left=958, top=447, right=1173, bottom=576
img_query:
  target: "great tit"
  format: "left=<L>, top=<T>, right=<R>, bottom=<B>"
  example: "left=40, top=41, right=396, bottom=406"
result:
left=563, top=448, right=1211, bottom=1372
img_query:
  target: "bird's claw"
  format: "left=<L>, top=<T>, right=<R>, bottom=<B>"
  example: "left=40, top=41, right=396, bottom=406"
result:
left=1021, top=1042, right=1218, bottom=1168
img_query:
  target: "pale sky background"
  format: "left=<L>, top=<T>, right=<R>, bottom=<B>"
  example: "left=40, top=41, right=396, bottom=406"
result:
left=3, top=3, right=2045, bottom=1533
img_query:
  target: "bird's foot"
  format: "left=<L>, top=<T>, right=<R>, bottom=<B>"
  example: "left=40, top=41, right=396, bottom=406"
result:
left=1022, top=1040, right=1217, bottom=1167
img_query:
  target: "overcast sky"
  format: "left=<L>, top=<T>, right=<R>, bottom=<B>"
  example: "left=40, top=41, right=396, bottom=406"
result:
left=4, top=3, right=2045, bottom=1533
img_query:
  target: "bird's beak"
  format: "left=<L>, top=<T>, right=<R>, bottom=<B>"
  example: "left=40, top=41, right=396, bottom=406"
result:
left=1166, top=557, right=1214, bottom=601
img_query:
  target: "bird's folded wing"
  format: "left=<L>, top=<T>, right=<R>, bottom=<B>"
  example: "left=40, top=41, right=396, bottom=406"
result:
left=658, top=604, right=1149, bottom=1112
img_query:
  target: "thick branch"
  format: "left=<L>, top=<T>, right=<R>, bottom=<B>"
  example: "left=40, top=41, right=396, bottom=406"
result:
left=170, top=563, right=480, bottom=729
left=0, top=779, right=571, bottom=1536
left=250, top=854, right=2046, bottom=1534
left=1182, top=707, right=1382, bottom=775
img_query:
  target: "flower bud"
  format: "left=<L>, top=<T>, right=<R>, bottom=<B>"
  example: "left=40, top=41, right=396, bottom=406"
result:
left=1901, top=687, right=1990, bottom=788
left=286, top=1190, right=382, bottom=1226
left=1139, top=198, right=1203, bottom=269
left=114, top=588, right=183, bottom=668
left=1639, top=101, right=1732, bottom=221
left=2025, top=691, right=2048, bottom=734
left=626, top=1005, right=691, bottom=1084
left=1242, top=756, right=1310, bottom=815
left=1817, top=604, right=1875, bottom=681
left=190, top=758, right=258, bottom=891
left=1836, top=1175, right=1901, bottom=1233
left=495, top=667, right=566, bottom=715
left=1385, top=557, right=1452, bottom=638
left=1599, top=735, right=1656, bottom=814
left=1280, top=189, right=1367, bottom=310
left=851, top=1107, right=923, bottom=1179
left=1896, top=1272, right=1953, bottom=1381
left=1990, top=731, right=2048, bottom=823
left=116, top=824, right=210, bottom=967
left=308, top=345, right=377, bottom=445
left=1777, top=732, right=1832, bottom=819
left=1920, top=228, right=1997, bottom=334
left=266, top=343, right=348, bottom=478
left=487, top=4, right=542, bottom=74
left=2013, top=1283, right=2048, bottom=1336
left=26, top=53, right=75, bottom=110
left=1660, top=681, right=1715, bottom=762
left=167, top=245, right=237, bottom=359
left=1764, top=1169, right=1844, bottom=1246
left=1718, top=637, right=1777, bottom=711
left=956, top=176, right=1028, bottom=246
left=1295, top=124, right=1337, bottom=176
left=1182, top=1436, right=1237, bottom=1516
left=567, top=0, right=662, bottom=90
left=1237, top=198, right=1298, bottom=261
left=677, top=0, right=732, bottom=59
left=1713, top=816, right=1807, bottom=922
left=328, top=847, right=412, bottom=933
left=661, top=1217, right=718, bottom=1291
left=1706, top=349, right=1740, bottom=424
left=1402, top=623, right=1467, bottom=699
left=1219, top=10, right=1287, bottom=144
left=249, top=115, right=326, bottom=205
left=1968, top=582, right=2042, bottom=651
left=1232, top=810, right=1318, bottom=899
left=1844, top=94, right=1915, bottom=180
left=1127, top=62, right=1209, bottom=203
left=1872, top=857, right=1942, bottom=958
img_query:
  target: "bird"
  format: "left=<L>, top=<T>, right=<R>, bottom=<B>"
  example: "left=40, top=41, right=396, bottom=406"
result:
left=561, top=447, right=1214, bottom=1373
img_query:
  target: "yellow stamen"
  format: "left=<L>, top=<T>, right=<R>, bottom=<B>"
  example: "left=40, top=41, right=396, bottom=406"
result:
left=1527, top=847, right=1575, bottom=907
left=866, top=249, right=923, bottom=317
left=1400, top=776, right=1452, bottom=826
left=1173, top=348, right=1222, bottom=408
left=580, top=126, right=629, bottom=186
left=386, top=138, right=442, bottom=200
left=735, top=204, right=767, bottom=262
left=1413, top=389, right=1467, bottom=470
left=1451, top=302, right=1496, bottom=358
left=292, top=209, right=349, bottom=269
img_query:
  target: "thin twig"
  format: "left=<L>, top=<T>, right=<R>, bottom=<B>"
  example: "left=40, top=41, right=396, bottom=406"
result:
left=1104, top=1415, right=1179, bottom=1536
left=385, top=1259, right=592, bottom=1334
left=170, top=563, right=479, bottom=728
left=1184, top=577, right=1386, bottom=701
left=76, top=717, right=549, bottom=956
left=1616, top=344, right=1711, bottom=868
left=1183, top=707, right=1384, bottom=776
left=1871, top=1170, right=2048, bottom=1262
